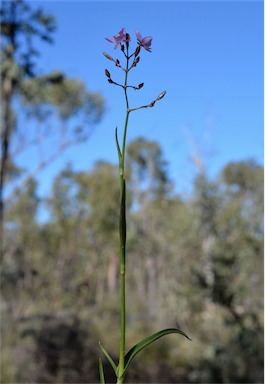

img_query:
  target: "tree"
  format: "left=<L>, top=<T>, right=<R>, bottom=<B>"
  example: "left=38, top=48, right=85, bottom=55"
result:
left=126, top=137, right=171, bottom=209
left=191, top=160, right=264, bottom=383
left=0, top=0, right=55, bottom=233
left=2, top=177, right=40, bottom=301
left=0, top=0, right=105, bottom=254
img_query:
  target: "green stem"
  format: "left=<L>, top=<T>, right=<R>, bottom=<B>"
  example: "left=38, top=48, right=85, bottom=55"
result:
left=117, top=271, right=126, bottom=384
left=117, top=46, right=130, bottom=384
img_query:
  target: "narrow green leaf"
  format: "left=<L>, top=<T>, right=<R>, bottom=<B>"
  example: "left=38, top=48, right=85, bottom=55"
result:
left=99, top=357, right=105, bottom=384
left=122, top=328, right=191, bottom=377
left=115, top=127, right=122, bottom=162
left=99, top=342, right=117, bottom=375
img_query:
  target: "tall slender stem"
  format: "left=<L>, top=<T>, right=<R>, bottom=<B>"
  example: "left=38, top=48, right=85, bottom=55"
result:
left=117, top=175, right=126, bottom=384
left=117, top=45, right=130, bottom=384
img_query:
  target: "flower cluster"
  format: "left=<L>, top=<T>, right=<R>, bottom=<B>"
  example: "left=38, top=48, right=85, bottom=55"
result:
left=106, top=27, right=152, bottom=52
left=104, top=27, right=166, bottom=113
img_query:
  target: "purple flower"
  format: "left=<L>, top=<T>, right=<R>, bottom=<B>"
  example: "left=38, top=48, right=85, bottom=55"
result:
left=106, top=28, right=127, bottom=49
left=135, top=31, right=152, bottom=52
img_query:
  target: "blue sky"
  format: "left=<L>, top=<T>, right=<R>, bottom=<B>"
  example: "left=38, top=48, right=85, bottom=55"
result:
left=17, top=1, right=263, bottom=196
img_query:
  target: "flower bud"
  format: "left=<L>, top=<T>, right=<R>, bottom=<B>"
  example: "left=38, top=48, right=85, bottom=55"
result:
left=156, top=90, right=166, bottom=101
left=134, top=45, right=141, bottom=57
left=138, top=83, right=144, bottom=89
left=116, top=59, right=121, bottom=67
left=149, top=100, right=156, bottom=107
left=132, top=56, right=140, bottom=67
left=103, top=52, right=114, bottom=61
left=126, top=33, right=130, bottom=49
left=105, top=69, right=111, bottom=78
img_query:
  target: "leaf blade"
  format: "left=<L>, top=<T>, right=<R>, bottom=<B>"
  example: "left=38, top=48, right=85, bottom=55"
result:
left=115, top=127, right=122, bottom=162
left=122, top=328, right=191, bottom=377
left=99, top=342, right=117, bottom=375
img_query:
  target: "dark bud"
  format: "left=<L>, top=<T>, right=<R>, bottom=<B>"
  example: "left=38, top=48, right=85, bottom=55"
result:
left=149, top=100, right=156, bottom=107
left=134, top=45, right=141, bottom=57
left=132, top=56, right=140, bottom=67
left=116, top=59, right=121, bottom=67
left=121, top=44, right=125, bottom=52
left=105, top=69, right=111, bottom=78
left=103, top=52, right=114, bottom=61
left=138, top=83, right=144, bottom=89
left=126, top=33, right=130, bottom=49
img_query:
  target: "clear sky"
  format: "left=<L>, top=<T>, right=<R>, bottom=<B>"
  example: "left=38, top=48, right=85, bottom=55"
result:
left=17, top=0, right=264, bottom=196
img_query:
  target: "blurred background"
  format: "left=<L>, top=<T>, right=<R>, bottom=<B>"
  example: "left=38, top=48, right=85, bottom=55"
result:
left=1, top=0, right=263, bottom=383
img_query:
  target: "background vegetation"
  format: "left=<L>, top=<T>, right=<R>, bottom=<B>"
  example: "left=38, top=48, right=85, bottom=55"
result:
left=1, top=1, right=263, bottom=383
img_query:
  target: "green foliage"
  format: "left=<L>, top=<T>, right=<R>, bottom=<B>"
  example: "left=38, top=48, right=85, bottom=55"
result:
left=99, top=357, right=105, bottom=384
left=21, top=72, right=105, bottom=123
left=99, top=342, right=117, bottom=375
left=126, top=137, right=171, bottom=207
left=222, top=159, right=263, bottom=193
left=122, top=328, right=191, bottom=378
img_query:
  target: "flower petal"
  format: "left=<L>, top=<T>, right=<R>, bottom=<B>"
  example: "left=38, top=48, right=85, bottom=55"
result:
left=105, top=37, right=117, bottom=43
left=135, top=31, right=152, bottom=52
left=142, top=36, right=152, bottom=45
left=105, top=28, right=127, bottom=46
left=135, top=31, right=142, bottom=42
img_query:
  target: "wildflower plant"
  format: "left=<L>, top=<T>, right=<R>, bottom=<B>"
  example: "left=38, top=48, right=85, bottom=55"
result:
left=99, top=28, right=191, bottom=384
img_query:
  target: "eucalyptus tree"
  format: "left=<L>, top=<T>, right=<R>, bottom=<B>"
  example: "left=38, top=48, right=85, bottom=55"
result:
left=0, top=0, right=55, bottom=233
left=0, top=0, right=105, bottom=254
